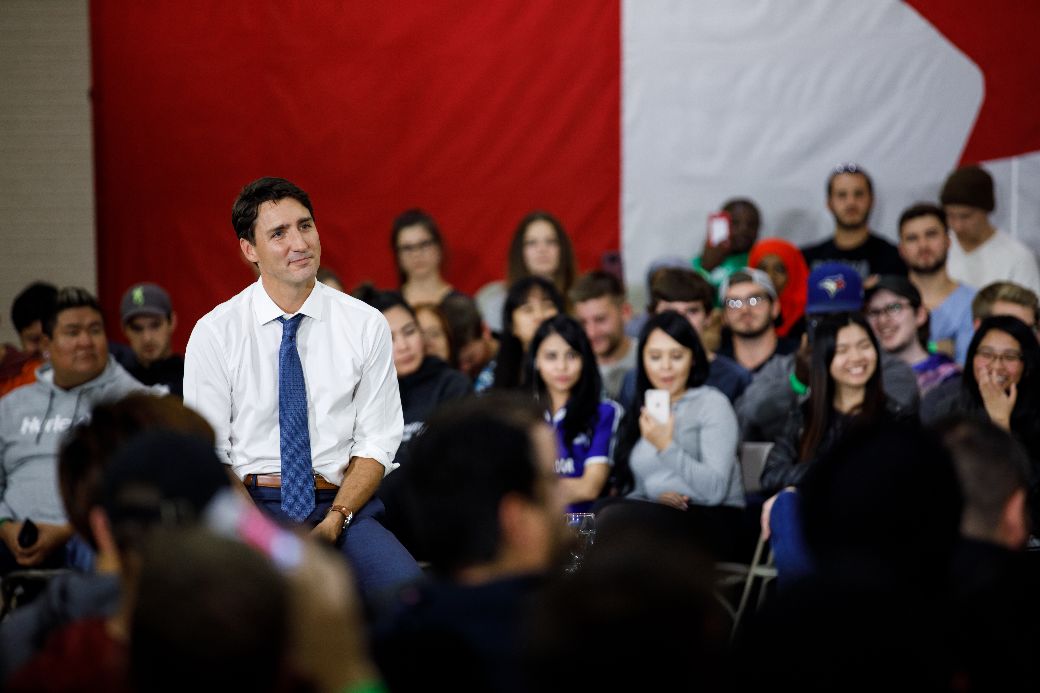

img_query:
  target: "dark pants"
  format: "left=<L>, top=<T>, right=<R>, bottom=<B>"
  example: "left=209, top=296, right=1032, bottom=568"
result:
left=247, top=487, right=422, bottom=601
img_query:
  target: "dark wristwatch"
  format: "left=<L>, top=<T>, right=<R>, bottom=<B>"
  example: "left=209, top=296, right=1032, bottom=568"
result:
left=329, top=505, right=353, bottom=533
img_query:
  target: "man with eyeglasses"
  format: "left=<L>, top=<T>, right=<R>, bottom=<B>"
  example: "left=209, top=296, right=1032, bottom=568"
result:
left=801, top=164, right=906, bottom=283
left=865, top=276, right=959, bottom=396
left=717, top=268, right=796, bottom=373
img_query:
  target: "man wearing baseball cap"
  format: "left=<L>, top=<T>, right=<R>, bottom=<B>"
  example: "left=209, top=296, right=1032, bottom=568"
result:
left=941, top=165, right=1040, bottom=295
left=116, top=283, right=183, bottom=397
left=735, top=262, right=918, bottom=443
left=717, top=268, right=797, bottom=373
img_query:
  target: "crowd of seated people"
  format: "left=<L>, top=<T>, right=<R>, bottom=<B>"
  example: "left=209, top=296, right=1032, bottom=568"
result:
left=1, top=161, right=1039, bottom=690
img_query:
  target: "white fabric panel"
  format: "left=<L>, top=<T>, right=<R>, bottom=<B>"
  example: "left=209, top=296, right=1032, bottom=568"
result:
left=622, top=0, right=987, bottom=293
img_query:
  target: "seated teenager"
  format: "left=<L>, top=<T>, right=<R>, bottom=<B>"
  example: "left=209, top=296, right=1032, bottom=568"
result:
left=865, top=275, right=959, bottom=396
left=525, top=315, right=621, bottom=513
left=475, top=276, right=564, bottom=393
left=761, top=312, right=908, bottom=495
left=355, top=287, right=470, bottom=555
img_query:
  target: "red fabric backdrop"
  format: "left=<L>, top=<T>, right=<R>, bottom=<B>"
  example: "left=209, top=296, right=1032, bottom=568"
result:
left=91, top=2, right=620, bottom=352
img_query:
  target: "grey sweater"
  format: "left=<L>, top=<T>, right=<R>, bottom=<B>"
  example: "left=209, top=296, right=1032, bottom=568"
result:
left=628, top=387, right=745, bottom=508
left=0, top=359, right=153, bottom=523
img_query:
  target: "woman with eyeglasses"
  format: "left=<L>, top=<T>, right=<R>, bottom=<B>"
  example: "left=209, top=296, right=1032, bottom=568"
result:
left=760, top=312, right=908, bottom=495
left=925, top=315, right=1040, bottom=441
left=392, top=209, right=462, bottom=307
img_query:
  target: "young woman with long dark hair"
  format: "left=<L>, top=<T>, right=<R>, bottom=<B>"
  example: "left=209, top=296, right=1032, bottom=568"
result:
left=611, top=311, right=744, bottom=509
left=525, top=315, right=622, bottom=513
left=760, top=312, right=900, bottom=495
left=474, top=277, right=565, bottom=392
left=475, top=211, right=578, bottom=332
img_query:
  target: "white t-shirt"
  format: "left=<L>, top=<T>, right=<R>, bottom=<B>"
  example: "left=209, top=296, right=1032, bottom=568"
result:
left=184, top=278, right=403, bottom=484
left=947, top=228, right=1040, bottom=295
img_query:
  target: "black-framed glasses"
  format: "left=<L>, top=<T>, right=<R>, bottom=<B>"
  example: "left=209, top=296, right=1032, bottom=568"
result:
left=397, top=238, right=437, bottom=255
left=865, top=301, right=910, bottom=320
left=725, top=294, right=769, bottom=311
left=975, top=348, right=1023, bottom=366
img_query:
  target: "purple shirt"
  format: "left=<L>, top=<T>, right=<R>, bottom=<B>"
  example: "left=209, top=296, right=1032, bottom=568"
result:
left=549, top=400, right=622, bottom=513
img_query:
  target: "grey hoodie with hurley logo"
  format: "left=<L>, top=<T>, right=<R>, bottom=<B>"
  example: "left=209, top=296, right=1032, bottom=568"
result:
left=0, top=358, right=158, bottom=524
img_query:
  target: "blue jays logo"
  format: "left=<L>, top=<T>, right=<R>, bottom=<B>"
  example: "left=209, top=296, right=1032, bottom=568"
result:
left=818, top=275, right=847, bottom=298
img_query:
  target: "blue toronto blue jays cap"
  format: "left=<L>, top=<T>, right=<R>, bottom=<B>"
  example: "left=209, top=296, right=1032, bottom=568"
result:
left=805, top=262, right=863, bottom=314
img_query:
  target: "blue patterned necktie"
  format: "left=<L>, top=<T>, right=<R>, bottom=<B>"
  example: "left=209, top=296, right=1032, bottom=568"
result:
left=276, top=314, right=315, bottom=521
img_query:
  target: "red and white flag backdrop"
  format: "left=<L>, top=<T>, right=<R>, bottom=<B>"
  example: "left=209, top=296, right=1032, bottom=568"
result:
left=91, top=1, right=1040, bottom=351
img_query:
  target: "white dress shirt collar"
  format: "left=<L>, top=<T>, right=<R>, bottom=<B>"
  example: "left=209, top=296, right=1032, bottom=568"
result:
left=252, top=277, right=326, bottom=325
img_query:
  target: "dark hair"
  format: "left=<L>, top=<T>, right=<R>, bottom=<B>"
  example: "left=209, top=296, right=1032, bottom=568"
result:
left=507, top=211, right=578, bottom=297
left=315, top=266, right=343, bottom=288
left=414, top=302, right=455, bottom=365
left=493, top=277, right=565, bottom=390
left=826, top=163, right=874, bottom=197
left=612, top=311, right=710, bottom=494
left=131, top=529, right=288, bottom=693
left=231, top=177, right=314, bottom=244
left=11, top=281, right=57, bottom=333
left=58, top=395, right=215, bottom=550
left=441, top=293, right=485, bottom=348
left=963, top=315, right=1040, bottom=432
left=402, top=394, right=546, bottom=575
left=800, top=313, right=885, bottom=462
left=799, top=421, right=962, bottom=580
left=352, top=282, right=417, bottom=320
left=525, top=314, right=603, bottom=446
left=934, top=416, right=1030, bottom=539
left=897, top=202, right=947, bottom=235
left=570, top=270, right=625, bottom=305
left=42, top=287, right=103, bottom=338
left=648, top=268, right=714, bottom=314
left=721, top=197, right=761, bottom=228
left=391, top=208, right=444, bottom=285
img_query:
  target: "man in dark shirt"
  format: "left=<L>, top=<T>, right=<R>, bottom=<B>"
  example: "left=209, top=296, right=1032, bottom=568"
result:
left=801, top=163, right=906, bottom=283
left=115, top=283, right=183, bottom=396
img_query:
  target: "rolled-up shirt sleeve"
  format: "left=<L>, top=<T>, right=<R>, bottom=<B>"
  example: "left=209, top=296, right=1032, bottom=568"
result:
left=348, top=315, right=403, bottom=475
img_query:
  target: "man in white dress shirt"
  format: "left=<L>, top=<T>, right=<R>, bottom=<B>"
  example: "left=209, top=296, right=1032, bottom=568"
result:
left=184, top=177, right=421, bottom=598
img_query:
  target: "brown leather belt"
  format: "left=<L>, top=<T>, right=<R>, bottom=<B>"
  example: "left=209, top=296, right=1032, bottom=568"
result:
left=243, top=473, right=338, bottom=491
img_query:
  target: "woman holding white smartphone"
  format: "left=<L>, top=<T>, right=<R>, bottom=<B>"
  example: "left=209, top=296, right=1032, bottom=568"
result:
left=611, top=311, right=745, bottom=511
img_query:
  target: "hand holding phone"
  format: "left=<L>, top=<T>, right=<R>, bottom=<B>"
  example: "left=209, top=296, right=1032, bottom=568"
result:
left=706, top=212, right=731, bottom=247
left=18, top=518, right=38, bottom=548
left=645, top=389, right=670, bottom=424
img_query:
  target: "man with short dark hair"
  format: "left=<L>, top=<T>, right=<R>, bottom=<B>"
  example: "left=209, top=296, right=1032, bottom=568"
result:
left=865, top=275, right=959, bottom=395
left=692, top=197, right=762, bottom=295
left=942, top=164, right=1040, bottom=294
left=801, top=164, right=906, bottom=280
left=897, top=203, right=975, bottom=363
left=571, top=270, right=635, bottom=401
left=718, top=268, right=796, bottom=373
left=115, top=282, right=183, bottom=396
left=440, top=293, right=498, bottom=380
left=0, top=287, right=152, bottom=573
left=184, top=176, right=420, bottom=599
left=374, top=394, right=563, bottom=693
left=1, top=283, right=57, bottom=397
left=619, top=267, right=751, bottom=405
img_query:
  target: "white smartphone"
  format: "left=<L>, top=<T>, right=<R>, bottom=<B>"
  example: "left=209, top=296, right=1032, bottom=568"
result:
left=645, top=389, right=670, bottom=424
